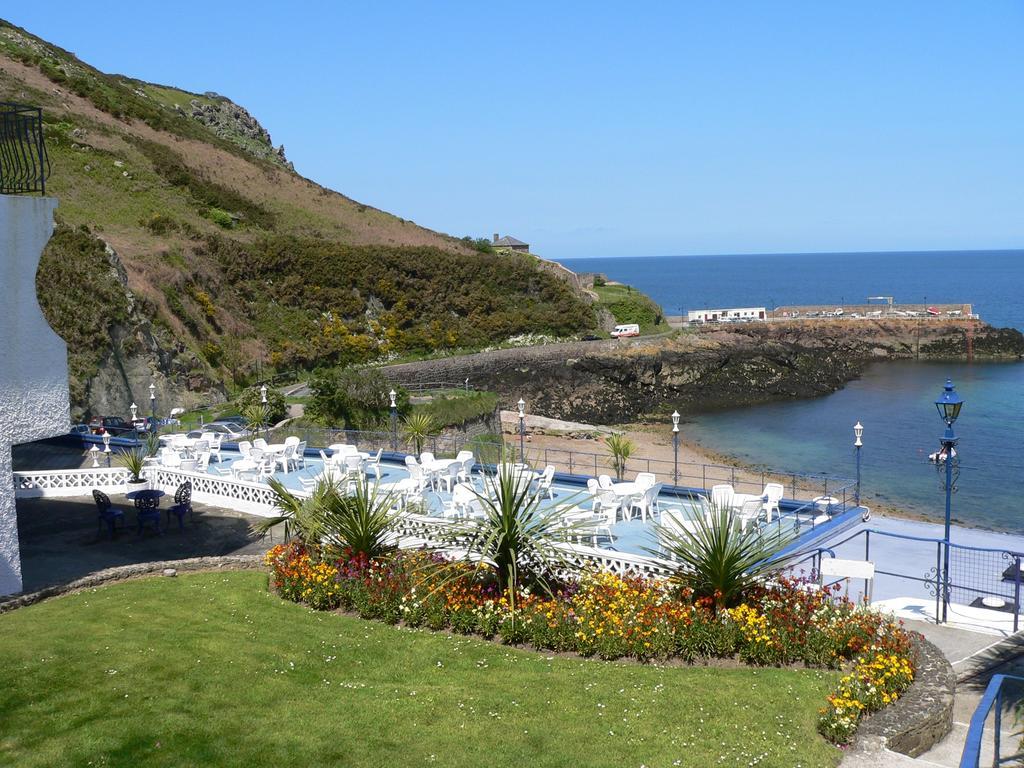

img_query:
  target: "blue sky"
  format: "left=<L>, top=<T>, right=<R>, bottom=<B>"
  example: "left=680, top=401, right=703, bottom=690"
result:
left=8, top=2, right=1023, bottom=258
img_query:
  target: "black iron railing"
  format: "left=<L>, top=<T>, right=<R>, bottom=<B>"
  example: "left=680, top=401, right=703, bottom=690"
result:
left=0, top=102, right=50, bottom=195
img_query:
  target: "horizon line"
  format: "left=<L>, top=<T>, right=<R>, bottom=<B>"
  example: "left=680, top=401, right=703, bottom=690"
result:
left=555, top=247, right=1024, bottom=261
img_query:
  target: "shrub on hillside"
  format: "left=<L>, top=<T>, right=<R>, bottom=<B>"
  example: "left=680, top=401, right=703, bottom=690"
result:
left=235, top=384, right=287, bottom=425
left=306, top=368, right=409, bottom=430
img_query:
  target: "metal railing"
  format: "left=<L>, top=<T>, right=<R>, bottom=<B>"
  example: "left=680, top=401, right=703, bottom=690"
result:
left=806, top=528, right=1024, bottom=630
left=0, top=103, right=49, bottom=195
left=960, top=674, right=1024, bottom=767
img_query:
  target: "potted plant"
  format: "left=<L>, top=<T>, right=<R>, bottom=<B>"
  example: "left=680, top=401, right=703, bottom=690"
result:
left=117, top=446, right=150, bottom=491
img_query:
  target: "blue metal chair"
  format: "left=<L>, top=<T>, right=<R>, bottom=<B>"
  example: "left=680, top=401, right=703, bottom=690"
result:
left=92, top=489, right=125, bottom=538
left=133, top=490, right=162, bottom=535
left=167, top=481, right=193, bottom=530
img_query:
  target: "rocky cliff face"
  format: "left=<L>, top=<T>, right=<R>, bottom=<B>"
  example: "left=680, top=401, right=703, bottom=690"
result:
left=186, top=94, right=292, bottom=168
left=382, top=320, right=1024, bottom=424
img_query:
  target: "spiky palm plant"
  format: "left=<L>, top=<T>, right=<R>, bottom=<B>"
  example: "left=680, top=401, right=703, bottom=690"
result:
left=402, top=411, right=436, bottom=456
left=444, top=463, right=583, bottom=610
left=605, top=433, right=635, bottom=481
left=649, top=504, right=800, bottom=611
left=252, top=476, right=399, bottom=561
left=251, top=477, right=333, bottom=552
left=116, top=446, right=148, bottom=483
left=319, top=478, right=399, bottom=560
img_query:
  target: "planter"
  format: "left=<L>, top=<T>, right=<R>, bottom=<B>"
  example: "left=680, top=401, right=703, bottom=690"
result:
left=125, top=478, right=150, bottom=493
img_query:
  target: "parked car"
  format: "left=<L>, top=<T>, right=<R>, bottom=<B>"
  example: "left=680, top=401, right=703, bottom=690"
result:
left=186, top=422, right=249, bottom=441
left=215, top=415, right=249, bottom=428
left=88, top=416, right=135, bottom=436
left=68, top=423, right=90, bottom=436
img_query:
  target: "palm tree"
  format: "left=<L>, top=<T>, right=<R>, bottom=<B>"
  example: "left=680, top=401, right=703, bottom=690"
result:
left=402, top=411, right=436, bottom=455
left=251, top=477, right=332, bottom=553
left=649, top=504, right=800, bottom=611
left=319, top=478, right=399, bottom=560
left=444, top=463, right=583, bottom=611
left=242, top=403, right=270, bottom=440
left=605, top=433, right=635, bottom=481
left=252, top=476, right=399, bottom=561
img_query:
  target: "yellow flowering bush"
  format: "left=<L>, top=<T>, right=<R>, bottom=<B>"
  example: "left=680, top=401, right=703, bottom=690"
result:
left=817, top=646, right=915, bottom=743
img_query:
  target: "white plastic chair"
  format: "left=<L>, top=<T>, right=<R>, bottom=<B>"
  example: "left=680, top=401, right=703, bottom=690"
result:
left=710, top=484, right=735, bottom=511
left=737, top=497, right=764, bottom=532
left=159, top=447, right=182, bottom=468
left=438, top=461, right=462, bottom=493
left=208, top=434, right=223, bottom=463
left=275, top=443, right=297, bottom=473
left=253, top=438, right=269, bottom=452
left=534, top=465, right=555, bottom=500
left=635, top=472, right=657, bottom=489
left=762, top=483, right=784, bottom=522
left=598, top=474, right=614, bottom=490
left=630, top=482, right=663, bottom=522
left=237, top=440, right=253, bottom=459
left=365, top=448, right=382, bottom=480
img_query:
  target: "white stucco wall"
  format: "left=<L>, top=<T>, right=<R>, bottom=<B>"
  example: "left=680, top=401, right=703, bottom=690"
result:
left=0, top=195, right=67, bottom=595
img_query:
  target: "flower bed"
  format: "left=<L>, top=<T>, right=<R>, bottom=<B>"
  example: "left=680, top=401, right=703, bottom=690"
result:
left=265, top=542, right=915, bottom=744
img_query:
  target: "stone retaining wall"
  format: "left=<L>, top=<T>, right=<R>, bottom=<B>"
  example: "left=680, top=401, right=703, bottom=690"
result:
left=0, top=554, right=265, bottom=614
left=854, top=633, right=955, bottom=757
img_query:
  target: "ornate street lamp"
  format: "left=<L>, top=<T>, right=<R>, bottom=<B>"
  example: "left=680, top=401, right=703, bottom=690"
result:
left=935, top=378, right=963, bottom=624
left=853, top=421, right=863, bottom=505
left=260, top=384, right=268, bottom=404
left=389, top=389, right=398, bottom=451
left=671, top=410, right=680, bottom=486
left=89, top=444, right=100, bottom=468
left=102, top=430, right=111, bottom=468
left=517, top=398, right=526, bottom=464
left=130, top=402, right=138, bottom=422
left=148, top=382, right=156, bottom=434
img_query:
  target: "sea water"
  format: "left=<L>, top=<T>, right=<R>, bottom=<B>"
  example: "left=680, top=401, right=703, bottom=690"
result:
left=558, top=251, right=1024, bottom=532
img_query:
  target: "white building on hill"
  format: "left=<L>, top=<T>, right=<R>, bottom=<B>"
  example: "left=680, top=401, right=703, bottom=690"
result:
left=687, top=307, right=767, bottom=323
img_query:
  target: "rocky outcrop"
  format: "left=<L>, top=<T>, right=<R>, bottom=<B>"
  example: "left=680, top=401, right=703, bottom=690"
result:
left=382, top=320, right=1024, bottom=424
left=76, top=241, right=226, bottom=420
left=186, top=95, right=291, bottom=168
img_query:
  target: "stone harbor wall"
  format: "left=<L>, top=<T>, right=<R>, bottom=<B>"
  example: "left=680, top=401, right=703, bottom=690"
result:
left=0, top=195, right=68, bottom=595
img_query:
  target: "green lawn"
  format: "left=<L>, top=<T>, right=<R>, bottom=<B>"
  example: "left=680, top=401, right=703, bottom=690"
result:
left=0, top=572, right=841, bottom=768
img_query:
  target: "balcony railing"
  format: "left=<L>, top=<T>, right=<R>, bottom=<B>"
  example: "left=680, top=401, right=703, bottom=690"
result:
left=0, top=102, right=50, bottom=195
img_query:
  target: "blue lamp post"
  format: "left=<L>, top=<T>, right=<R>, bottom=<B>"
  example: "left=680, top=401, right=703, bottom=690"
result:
left=935, top=378, right=963, bottom=623
left=853, top=422, right=863, bottom=505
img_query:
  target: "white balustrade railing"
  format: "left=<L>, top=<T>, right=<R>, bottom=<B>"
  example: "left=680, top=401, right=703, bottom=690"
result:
left=13, top=467, right=132, bottom=497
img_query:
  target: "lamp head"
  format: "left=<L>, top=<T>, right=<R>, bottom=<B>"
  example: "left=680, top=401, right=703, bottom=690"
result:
left=854, top=421, right=863, bottom=447
left=671, top=410, right=680, bottom=432
left=260, top=384, right=268, bottom=403
left=517, top=398, right=525, bottom=418
left=130, top=402, right=138, bottom=420
left=102, top=431, right=111, bottom=449
left=935, top=378, right=963, bottom=426
left=389, top=389, right=397, bottom=408
left=148, top=382, right=156, bottom=401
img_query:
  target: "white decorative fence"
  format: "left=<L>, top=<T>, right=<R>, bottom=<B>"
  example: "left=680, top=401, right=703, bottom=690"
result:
left=12, top=467, right=677, bottom=578
left=13, top=467, right=132, bottom=497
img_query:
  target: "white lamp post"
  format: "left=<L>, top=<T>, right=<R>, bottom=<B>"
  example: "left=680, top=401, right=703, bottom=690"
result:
left=102, top=431, right=111, bottom=468
left=671, top=410, right=680, bottom=486
left=389, top=389, right=398, bottom=451
left=148, top=382, right=156, bottom=434
left=260, top=384, right=268, bottom=404
left=517, top=398, right=526, bottom=463
left=89, top=444, right=100, bottom=468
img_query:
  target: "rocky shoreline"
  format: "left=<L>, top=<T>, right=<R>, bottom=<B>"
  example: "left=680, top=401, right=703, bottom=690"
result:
left=384, top=318, right=1024, bottom=424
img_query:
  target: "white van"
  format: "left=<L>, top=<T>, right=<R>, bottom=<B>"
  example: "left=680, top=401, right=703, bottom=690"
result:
left=610, top=323, right=640, bottom=338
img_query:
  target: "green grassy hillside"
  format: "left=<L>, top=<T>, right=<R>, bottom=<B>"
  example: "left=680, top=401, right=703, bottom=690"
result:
left=0, top=20, right=596, bottom=414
